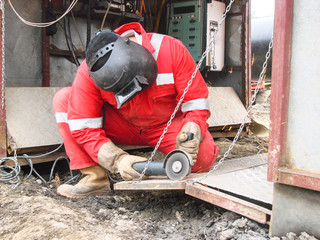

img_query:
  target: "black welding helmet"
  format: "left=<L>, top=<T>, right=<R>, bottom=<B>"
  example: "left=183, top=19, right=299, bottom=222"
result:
left=86, top=30, right=158, bottom=109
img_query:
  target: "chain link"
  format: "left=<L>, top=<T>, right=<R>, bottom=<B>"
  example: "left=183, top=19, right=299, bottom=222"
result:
left=1, top=0, right=5, bottom=109
left=193, top=38, right=273, bottom=184
left=136, top=0, right=235, bottom=182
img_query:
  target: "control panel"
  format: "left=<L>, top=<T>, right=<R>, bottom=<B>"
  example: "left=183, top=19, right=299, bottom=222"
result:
left=167, top=0, right=225, bottom=71
left=167, top=1, right=204, bottom=65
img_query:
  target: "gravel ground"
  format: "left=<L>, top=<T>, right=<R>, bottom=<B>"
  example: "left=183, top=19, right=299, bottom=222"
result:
left=0, top=91, right=318, bottom=240
left=0, top=135, right=318, bottom=240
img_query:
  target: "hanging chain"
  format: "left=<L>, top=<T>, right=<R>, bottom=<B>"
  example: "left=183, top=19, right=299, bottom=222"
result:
left=193, top=38, right=273, bottom=184
left=136, top=0, right=235, bottom=182
left=1, top=0, right=5, bottom=109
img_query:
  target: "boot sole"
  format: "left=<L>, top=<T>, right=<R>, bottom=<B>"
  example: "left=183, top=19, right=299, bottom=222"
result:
left=57, top=186, right=111, bottom=199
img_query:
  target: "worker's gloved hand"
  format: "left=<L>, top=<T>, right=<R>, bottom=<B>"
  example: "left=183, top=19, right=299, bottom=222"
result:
left=98, top=142, right=147, bottom=181
left=117, top=155, right=148, bottom=180
left=176, top=122, right=202, bottom=165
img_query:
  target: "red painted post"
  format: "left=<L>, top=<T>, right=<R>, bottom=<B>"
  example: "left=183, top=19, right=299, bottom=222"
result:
left=267, top=0, right=293, bottom=182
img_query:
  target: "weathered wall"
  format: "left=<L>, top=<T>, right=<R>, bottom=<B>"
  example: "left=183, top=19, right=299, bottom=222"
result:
left=286, top=0, right=320, bottom=173
left=4, top=1, right=107, bottom=87
left=49, top=17, right=101, bottom=87
left=5, top=0, right=42, bottom=87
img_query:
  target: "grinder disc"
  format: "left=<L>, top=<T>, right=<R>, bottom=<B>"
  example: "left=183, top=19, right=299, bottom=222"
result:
left=165, top=150, right=191, bottom=181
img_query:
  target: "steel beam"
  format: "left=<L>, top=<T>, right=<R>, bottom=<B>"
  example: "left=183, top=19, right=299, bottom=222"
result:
left=185, top=183, right=271, bottom=224
left=277, top=168, right=320, bottom=192
left=267, top=0, right=293, bottom=182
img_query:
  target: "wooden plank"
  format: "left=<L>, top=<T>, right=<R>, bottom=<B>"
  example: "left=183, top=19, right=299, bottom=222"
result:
left=4, top=150, right=68, bottom=167
left=185, top=183, right=272, bottom=224
left=114, top=178, right=186, bottom=190
left=114, top=173, right=207, bottom=190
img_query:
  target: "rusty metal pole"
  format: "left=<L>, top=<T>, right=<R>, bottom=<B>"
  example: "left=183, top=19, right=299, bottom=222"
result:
left=267, top=0, right=293, bottom=182
left=0, top=3, right=6, bottom=158
left=241, top=0, right=252, bottom=108
left=42, top=0, right=50, bottom=87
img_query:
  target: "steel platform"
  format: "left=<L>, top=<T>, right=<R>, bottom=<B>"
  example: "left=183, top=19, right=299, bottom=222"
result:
left=114, top=154, right=273, bottom=224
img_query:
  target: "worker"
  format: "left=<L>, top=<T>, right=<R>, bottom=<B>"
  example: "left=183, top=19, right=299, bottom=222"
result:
left=53, top=22, right=219, bottom=198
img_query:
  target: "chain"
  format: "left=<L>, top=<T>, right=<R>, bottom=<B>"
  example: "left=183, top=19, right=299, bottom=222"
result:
left=136, top=0, right=235, bottom=182
left=193, top=38, right=273, bottom=184
left=1, top=0, right=5, bottom=109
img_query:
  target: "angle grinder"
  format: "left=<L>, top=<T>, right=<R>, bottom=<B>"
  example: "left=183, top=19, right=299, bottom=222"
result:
left=132, top=133, right=194, bottom=181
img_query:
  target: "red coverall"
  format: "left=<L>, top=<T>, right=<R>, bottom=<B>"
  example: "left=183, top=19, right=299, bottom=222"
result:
left=53, top=23, right=219, bottom=172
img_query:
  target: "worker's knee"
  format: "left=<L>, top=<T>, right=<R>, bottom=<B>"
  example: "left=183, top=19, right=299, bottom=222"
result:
left=191, top=131, right=219, bottom=172
left=53, top=87, right=72, bottom=112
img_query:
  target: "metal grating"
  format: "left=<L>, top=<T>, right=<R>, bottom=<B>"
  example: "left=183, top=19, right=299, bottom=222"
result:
left=200, top=162, right=273, bottom=204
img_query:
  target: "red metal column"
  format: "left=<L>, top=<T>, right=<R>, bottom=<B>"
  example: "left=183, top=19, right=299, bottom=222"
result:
left=0, top=6, right=6, bottom=158
left=267, top=0, right=293, bottom=182
left=42, top=0, right=50, bottom=87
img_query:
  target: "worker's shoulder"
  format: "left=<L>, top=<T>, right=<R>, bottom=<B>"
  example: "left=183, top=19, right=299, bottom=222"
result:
left=73, top=60, right=98, bottom=88
left=148, top=32, right=185, bottom=47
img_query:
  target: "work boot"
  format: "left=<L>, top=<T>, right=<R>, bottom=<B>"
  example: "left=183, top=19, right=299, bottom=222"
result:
left=57, top=165, right=111, bottom=198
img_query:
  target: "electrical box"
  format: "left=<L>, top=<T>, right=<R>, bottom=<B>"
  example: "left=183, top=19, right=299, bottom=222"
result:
left=206, top=1, right=225, bottom=71
left=167, top=0, right=225, bottom=71
left=167, top=1, right=205, bottom=66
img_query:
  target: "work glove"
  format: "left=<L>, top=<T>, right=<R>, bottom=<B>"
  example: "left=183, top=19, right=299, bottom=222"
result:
left=176, top=122, right=202, bottom=165
left=97, top=142, right=147, bottom=181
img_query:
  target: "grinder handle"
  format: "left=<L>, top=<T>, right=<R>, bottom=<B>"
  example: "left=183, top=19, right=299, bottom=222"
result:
left=186, top=132, right=194, bottom=141
left=132, top=161, right=166, bottom=176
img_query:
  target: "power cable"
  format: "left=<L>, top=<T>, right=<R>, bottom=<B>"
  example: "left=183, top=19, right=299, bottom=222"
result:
left=66, top=14, right=80, bottom=66
left=62, top=0, right=80, bottom=66
left=100, top=1, right=113, bottom=31
left=7, top=0, right=78, bottom=28
left=70, top=10, right=85, bottom=51
left=0, top=143, right=79, bottom=188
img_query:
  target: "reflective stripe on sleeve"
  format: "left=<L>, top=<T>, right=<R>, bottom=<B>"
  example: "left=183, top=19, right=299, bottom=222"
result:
left=55, top=112, right=68, bottom=123
left=156, top=73, right=174, bottom=85
left=181, top=98, right=210, bottom=112
left=150, top=33, right=164, bottom=61
left=68, top=117, right=103, bottom=131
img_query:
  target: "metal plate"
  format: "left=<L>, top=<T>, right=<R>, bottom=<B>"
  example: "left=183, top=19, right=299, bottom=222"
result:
left=206, top=87, right=250, bottom=128
left=115, top=154, right=270, bottom=196
left=6, top=87, right=63, bottom=149
left=114, top=154, right=273, bottom=224
left=211, top=154, right=268, bottom=175
left=199, top=157, right=273, bottom=204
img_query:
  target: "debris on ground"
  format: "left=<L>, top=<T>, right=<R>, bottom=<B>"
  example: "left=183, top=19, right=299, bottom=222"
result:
left=0, top=90, right=317, bottom=240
